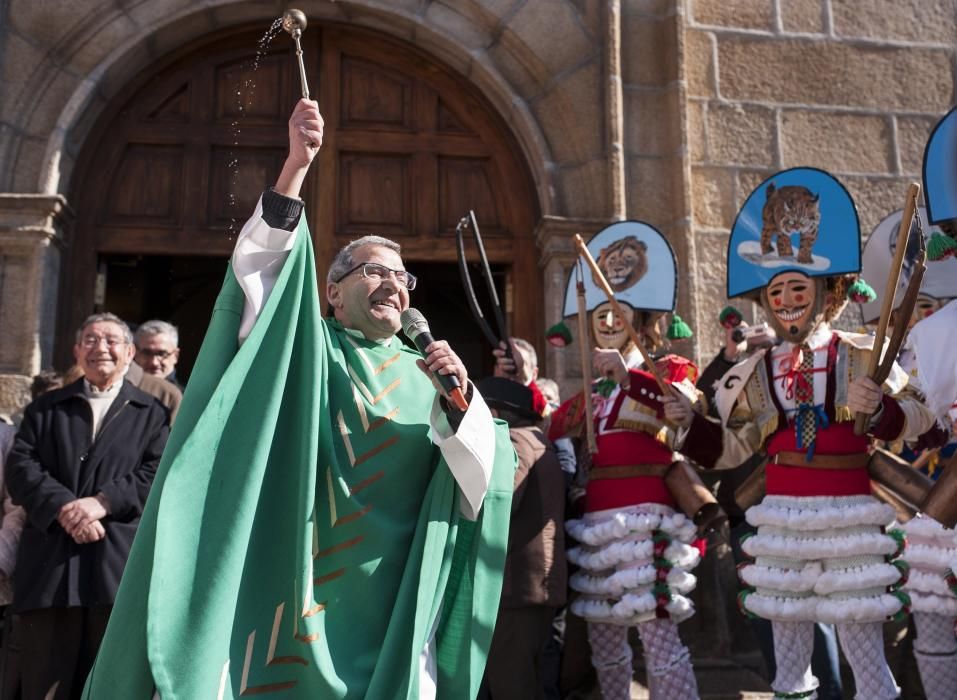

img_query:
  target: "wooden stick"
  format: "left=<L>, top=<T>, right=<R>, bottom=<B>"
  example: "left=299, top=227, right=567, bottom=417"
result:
left=853, top=182, right=921, bottom=435
left=573, top=234, right=669, bottom=394
left=576, top=269, right=599, bottom=455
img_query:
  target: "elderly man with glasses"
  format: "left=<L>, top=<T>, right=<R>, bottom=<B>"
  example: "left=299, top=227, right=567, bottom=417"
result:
left=6, top=312, right=169, bottom=700
left=133, top=320, right=182, bottom=387
left=83, top=99, right=516, bottom=700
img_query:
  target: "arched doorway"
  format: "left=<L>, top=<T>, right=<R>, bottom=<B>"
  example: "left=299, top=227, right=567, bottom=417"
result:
left=63, top=23, right=541, bottom=380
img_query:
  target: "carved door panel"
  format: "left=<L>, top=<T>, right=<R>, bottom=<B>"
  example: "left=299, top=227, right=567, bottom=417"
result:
left=66, top=24, right=540, bottom=370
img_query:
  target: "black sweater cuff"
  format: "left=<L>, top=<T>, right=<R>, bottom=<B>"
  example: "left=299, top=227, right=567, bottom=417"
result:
left=262, top=187, right=304, bottom=231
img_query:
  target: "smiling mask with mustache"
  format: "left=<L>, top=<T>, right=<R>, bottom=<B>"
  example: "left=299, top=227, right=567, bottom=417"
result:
left=761, top=271, right=826, bottom=344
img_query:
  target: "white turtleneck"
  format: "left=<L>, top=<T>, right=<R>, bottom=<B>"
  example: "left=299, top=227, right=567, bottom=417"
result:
left=82, top=379, right=123, bottom=440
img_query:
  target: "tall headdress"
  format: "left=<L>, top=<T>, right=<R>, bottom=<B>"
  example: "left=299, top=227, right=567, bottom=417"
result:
left=860, top=206, right=957, bottom=323
left=549, top=221, right=686, bottom=346
left=922, top=106, right=957, bottom=260
left=727, top=167, right=861, bottom=298
left=562, top=221, right=678, bottom=314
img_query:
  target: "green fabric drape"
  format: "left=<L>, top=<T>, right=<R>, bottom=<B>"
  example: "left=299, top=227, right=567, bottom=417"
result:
left=83, top=216, right=514, bottom=699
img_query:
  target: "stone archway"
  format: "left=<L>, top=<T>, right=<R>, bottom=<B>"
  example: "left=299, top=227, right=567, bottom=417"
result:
left=60, top=20, right=543, bottom=377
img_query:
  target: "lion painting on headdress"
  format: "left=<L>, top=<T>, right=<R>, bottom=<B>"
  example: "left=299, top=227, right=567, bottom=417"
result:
left=594, top=235, right=648, bottom=292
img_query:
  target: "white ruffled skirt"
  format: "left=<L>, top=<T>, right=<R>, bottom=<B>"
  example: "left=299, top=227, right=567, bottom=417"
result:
left=565, top=503, right=700, bottom=626
left=738, top=495, right=909, bottom=623
left=899, top=515, right=957, bottom=616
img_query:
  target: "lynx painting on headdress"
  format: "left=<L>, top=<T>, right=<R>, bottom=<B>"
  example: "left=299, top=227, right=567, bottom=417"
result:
left=595, top=236, right=648, bottom=292
left=759, top=183, right=821, bottom=264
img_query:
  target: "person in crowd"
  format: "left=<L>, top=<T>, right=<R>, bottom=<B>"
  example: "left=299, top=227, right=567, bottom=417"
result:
left=0, top=415, right=25, bottom=699
left=133, top=320, right=182, bottom=388
left=2, top=369, right=65, bottom=698
left=29, top=370, right=63, bottom=400
left=548, top=222, right=711, bottom=700
left=886, top=105, right=957, bottom=700
left=699, top=313, right=844, bottom=700
left=63, top=353, right=182, bottom=424
left=479, top=376, right=567, bottom=700
left=535, top=377, right=576, bottom=481
left=665, top=167, right=938, bottom=700
left=81, top=99, right=516, bottom=700
left=6, top=313, right=169, bottom=699
left=125, top=358, right=182, bottom=424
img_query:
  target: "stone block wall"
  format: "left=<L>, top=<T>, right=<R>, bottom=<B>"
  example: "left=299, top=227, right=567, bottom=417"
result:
left=684, top=0, right=956, bottom=360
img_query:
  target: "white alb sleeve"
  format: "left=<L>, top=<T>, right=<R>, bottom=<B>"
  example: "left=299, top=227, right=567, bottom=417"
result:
left=428, top=385, right=496, bottom=521
left=230, top=197, right=300, bottom=342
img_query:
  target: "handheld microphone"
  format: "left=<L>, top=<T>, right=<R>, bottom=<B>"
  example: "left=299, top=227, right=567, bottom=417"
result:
left=400, top=308, right=469, bottom=411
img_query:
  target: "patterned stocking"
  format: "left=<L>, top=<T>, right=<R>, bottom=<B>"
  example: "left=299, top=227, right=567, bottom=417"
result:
left=636, top=618, right=699, bottom=699
left=771, top=620, right=818, bottom=699
left=913, top=611, right=957, bottom=700
left=835, top=621, right=899, bottom=700
left=588, top=622, right=633, bottom=700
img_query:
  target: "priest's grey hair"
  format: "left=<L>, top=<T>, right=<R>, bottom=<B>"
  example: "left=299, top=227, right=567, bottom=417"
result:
left=135, top=319, right=179, bottom=347
left=327, top=235, right=402, bottom=284
left=75, top=312, right=134, bottom=344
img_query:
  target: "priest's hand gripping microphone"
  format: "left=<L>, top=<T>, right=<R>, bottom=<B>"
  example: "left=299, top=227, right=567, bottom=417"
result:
left=401, top=309, right=469, bottom=412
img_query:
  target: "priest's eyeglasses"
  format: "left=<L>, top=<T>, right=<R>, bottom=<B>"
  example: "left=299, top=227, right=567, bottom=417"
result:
left=336, top=262, right=417, bottom=290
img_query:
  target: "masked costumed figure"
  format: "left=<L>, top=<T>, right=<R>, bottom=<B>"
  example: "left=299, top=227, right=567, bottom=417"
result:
left=907, top=105, right=957, bottom=425
left=665, top=168, right=939, bottom=700
left=548, top=222, right=717, bottom=700
left=891, top=105, right=957, bottom=700
left=859, top=204, right=957, bottom=700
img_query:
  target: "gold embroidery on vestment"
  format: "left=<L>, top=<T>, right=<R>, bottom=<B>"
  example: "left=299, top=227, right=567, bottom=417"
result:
left=316, top=535, right=365, bottom=559
left=334, top=504, right=373, bottom=527
left=314, top=568, right=347, bottom=586
left=350, top=470, right=384, bottom=495
left=348, top=365, right=401, bottom=406
left=344, top=336, right=401, bottom=376
left=239, top=628, right=298, bottom=696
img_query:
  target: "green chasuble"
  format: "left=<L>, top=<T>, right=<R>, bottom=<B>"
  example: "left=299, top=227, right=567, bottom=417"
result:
left=82, top=216, right=515, bottom=699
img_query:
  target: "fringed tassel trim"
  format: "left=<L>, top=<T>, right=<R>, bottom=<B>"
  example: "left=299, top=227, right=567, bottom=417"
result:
left=567, top=509, right=695, bottom=547
left=747, top=499, right=896, bottom=532
left=906, top=569, right=957, bottom=598
left=742, top=530, right=901, bottom=560
left=739, top=561, right=903, bottom=595
left=568, top=539, right=700, bottom=572
left=570, top=591, right=695, bottom=626
left=570, top=565, right=697, bottom=598
left=903, top=542, right=957, bottom=573
left=741, top=590, right=907, bottom=623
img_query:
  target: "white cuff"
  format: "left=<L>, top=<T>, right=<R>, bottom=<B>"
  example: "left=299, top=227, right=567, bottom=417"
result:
left=231, top=196, right=300, bottom=342
left=429, top=384, right=495, bottom=521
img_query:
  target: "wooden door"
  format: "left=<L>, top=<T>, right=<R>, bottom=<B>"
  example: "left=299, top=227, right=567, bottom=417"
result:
left=64, top=23, right=541, bottom=366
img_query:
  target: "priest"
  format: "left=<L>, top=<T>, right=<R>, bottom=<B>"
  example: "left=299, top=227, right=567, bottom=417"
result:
left=82, top=98, right=516, bottom=700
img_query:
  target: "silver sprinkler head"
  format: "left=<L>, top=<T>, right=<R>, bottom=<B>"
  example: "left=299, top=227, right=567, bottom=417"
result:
left=282, top=9, right=307, bottom=39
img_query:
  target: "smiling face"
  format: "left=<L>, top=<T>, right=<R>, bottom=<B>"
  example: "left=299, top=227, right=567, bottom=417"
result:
left=135, top=332, right=179, bottom=378
left=590, top=302, right=635, bottom=350
left=326, top=244, right=411, bottom=340
left=762, top=271, right=824, bottom=343
left=912, top=294, right=947, bottom=326
left=73, top=320, right=135, bottom=390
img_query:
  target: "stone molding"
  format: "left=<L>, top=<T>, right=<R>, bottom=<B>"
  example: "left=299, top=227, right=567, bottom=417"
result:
left=0, top=193, right=73, bottom=418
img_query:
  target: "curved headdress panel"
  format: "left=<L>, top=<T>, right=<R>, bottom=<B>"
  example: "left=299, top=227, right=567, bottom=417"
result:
left=923, top=106, right=957, bottom=225
left=727, top=167, right=861, bottom=298
left=860, top=206, right=957, bottom=323
left=561, top=221, right=677, bottom=317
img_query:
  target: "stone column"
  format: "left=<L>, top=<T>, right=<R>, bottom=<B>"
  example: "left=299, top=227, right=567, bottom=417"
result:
left=0, top=194, right=72, bottom=419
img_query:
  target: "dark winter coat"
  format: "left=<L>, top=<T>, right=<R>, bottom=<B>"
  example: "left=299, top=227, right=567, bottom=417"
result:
left=6, top=378, right=169, bottom=612
left=500, top=425, right=568, bottom=608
